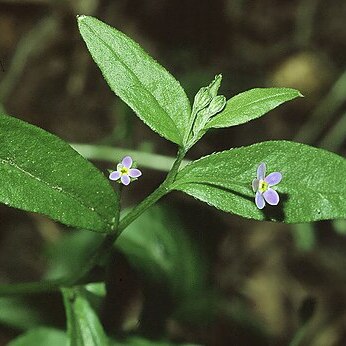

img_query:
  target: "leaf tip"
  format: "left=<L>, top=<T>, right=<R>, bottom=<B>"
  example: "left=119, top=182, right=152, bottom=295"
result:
left=290, top=88, right=304, bottom=98
left=76, top=15, right=90, bottom=27
left=215, top=73, right=222, bottom=80
left=76, top=14, right=87, bottom=21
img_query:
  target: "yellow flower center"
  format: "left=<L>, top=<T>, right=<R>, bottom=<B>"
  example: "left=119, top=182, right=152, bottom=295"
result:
left=120, top=167, right=129, bottom=175
left=258, top=179, right=269, bottom=193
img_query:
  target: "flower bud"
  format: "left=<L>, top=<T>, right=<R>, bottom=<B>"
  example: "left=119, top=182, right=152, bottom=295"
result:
left=193, top=87, right=212, bottom=111
left=207, top=95, right=226, bottom=117
left=208, top=74, right=222, bottom=97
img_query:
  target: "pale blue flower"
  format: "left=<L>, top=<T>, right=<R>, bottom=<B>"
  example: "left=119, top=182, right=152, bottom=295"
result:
left=109, top=156, right=142, bottom=186
left=252, top=162, right=282, bottom=209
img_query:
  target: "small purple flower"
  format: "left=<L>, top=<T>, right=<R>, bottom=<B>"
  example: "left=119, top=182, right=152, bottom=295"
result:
left=252, top=162, right=282, bottom=209
left=109, top=156, right=142, bottom=186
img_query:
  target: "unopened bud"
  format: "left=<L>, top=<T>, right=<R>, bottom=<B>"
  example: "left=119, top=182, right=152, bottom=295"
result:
left=207, top=95, right=226, bottom=117
left=208, top=74, right=222, bottom=97
left=193, top=87, right=212, bottom=111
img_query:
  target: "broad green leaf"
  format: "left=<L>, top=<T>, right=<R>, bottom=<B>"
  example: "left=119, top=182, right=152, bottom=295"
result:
left=8, top=327, right=68, bottom=346
left=207, top=88, right=302, bottom=128
left=62, top=287, right=108, bottom=346
left=172, top=141, right=346, bottom=223
left=116, top=205, right=206, bottom=300
left=78, top=15, right=191, bottom=145
left=0, top=114, right=118, bottom=232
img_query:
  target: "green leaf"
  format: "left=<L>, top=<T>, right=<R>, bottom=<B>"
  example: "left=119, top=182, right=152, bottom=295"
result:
left=8, top=327, right=68, bottom=346
left=333, top=219, right=346, bottom=235
left=78, top=15, right=191, bottom=145
left=116, top=205, right=206, bottom=300
left=45, top=231, right=102, bottom=280
left=207, top=74, right=222, bottom=97
left=111, top=336, right=199, bottom=346
left=0, top=297, right=45, bottom=330
left=0, top=114, right=118, bottom=232
left=62, top=287, right=109, bottom=346
left=207, top=87, right=302, bottom=128
left=84, top=282, right=106, bottom=298
left=172, top=141, right=346, bottom=223
left=291, top=224, right=316, bottom=251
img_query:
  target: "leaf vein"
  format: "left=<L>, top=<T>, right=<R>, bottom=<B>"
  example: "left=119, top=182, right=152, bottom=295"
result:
left=0, top=157, right=107, bottom=224
left=82, top=21, right=181, bottom=142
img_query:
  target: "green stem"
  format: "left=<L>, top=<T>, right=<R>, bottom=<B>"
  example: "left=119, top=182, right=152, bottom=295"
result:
left=289, top=324, right=308, bottom=346
left=183, top=108, right=198, bottom=144
left=318, top=110, right=346, bottom=151
left=0, top=278, right=65, bottom=296
left=0, top=148, right=186, bottom=296
left=71, top=143, right=190, bottom=172
left=117, top=147, right=186, bottom=235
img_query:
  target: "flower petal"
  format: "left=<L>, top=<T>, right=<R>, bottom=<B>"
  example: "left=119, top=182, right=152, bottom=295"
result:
left=122, top=156, right=133, bottom=168
left=252, top=178, right=259, bottom=192
left=109, top=171, right=121, bottom=181
left=257, top=162, right=266, bottom=180
left=265, top=172, right=282, bottom=186
left=121, top=174, right=131, bottom=186
left=255, top=191, right=265, bottom=209
left=117, top=163, right=123, bottom=171
left=129, top=168, right=142, bottom=178
left=263, top=188, right=279, bottom=205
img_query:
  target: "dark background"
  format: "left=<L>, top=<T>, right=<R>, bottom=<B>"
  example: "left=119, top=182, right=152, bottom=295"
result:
left=1, top=0, right=346, bottom=345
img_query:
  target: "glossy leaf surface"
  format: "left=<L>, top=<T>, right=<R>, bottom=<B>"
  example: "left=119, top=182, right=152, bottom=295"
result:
left=78, top=15, right=191, bottom=145
left=173, top=141, right=346, bottom=223
left=0, top=114, right=118, bottom=232
left=207, top=88, right=302, bottom=128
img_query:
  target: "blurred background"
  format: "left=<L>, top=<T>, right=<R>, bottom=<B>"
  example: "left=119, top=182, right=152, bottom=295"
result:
left=1, top=0, right=346, bottom=345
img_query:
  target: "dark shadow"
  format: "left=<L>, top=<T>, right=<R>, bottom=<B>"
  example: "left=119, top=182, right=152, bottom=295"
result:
left=262, top=193, right=288, bottom=222
left=190, top=183, right=288, bottom=222
left=298, top=296, right=317, bottom=325
left=196, top=182, right=253, bottom=202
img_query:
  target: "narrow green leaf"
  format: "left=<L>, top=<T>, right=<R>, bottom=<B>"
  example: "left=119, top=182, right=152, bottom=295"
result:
left=62, top=287, right=108, bottom=346
left=173, top=141, right=346, bottom=223
left=291, top=224, right=316, bottom=251
left=333, top=219, right=346, bottom=235
left=207, top=88, right=302, bottom=128
left=71, top=143, right=190, bottom=172
left=8, top=327, right=68, bottom=346
left=0, top=297, right=45, bottom=330
left=0, top=114, right=118, bottom=232
left=78, top=15, right=191, bottom=145
left=45, top=231, right=102, bottom=280
left=116, top=205, right=206, bottom=300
